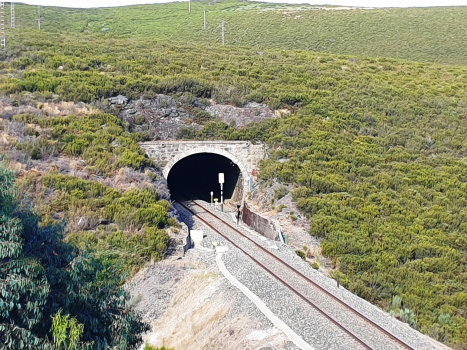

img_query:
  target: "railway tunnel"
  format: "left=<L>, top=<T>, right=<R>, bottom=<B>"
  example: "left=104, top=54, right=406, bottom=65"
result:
left=139, top=141, right=264, bottom=203
left=167, top=153, right=242, bottom=202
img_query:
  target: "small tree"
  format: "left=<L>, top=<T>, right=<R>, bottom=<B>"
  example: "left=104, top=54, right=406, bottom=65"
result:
left=51, top=309, right=84, bottom=350
left=0, top=167, right=50, bottom=349
left=1, top=163, right=149, bottom=349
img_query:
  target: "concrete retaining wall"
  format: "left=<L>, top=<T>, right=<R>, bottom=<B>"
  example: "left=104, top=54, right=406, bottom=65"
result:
left=242, top=202, right=279, bottom=241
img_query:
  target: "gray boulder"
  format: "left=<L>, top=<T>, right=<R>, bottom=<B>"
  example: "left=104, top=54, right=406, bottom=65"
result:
left=108, top=95, right=128, bottom=105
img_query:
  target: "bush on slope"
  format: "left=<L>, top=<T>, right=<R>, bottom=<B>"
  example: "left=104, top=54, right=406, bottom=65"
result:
left=0, top=164, right=149, bottom=349
left=1, top=32, right=467, bottom=348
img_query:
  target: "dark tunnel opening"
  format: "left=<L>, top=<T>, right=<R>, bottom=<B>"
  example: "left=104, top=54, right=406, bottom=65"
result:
left=167, top=153, right=241, bottom=202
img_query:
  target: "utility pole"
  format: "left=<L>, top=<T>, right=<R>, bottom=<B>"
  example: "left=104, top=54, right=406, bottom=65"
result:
left=10, top=2, right=14, bottom=29
left=221, top=20, right=224, bottom=45
left=188, top=0, right=191, bottom=13
left=0, top=2, right=5, bottom=49
left=36, top=2, right=41, bottom=30
left=203, top=10, right=206, bottom=29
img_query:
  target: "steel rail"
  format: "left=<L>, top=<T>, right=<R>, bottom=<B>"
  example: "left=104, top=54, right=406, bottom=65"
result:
left=176, top=199, right=372, bottom=349
left=176, top=198, right=415, bottom=350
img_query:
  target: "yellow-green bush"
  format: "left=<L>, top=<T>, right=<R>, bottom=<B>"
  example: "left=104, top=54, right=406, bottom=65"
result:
left=3, top=12, right=467, bottom=347
left=43, top=175, right=170, bottom=275
left=13, top=112, right=150, bottom=174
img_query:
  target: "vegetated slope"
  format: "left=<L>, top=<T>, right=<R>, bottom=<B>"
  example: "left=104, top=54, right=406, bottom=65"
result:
left=3, top=1, right=467, bottom=65
left=0, top=162, right=152, bottom=349
left=0, top=100, right=175, bottom=347
left=2, top=30, right=467, bottom=348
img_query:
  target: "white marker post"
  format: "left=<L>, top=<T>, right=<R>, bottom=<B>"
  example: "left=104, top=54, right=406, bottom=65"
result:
left=219, top=173, right=224, bottom=212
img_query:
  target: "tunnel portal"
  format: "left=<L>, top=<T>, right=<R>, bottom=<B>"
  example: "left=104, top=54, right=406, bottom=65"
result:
left=167, top=153, right=241, bottom=202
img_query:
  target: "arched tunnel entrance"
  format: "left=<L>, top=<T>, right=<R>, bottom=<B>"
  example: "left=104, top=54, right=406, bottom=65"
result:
left=167, top=153, right=242, bottom=202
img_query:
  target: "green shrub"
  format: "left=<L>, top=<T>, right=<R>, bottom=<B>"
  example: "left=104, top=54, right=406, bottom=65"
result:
left=12, top=113, right=36, bottom=124
left=0, top=164, right=149, bottom=349
left=135, top=205, right=168, bottom=228
left=144, top=343, right=175, bottom=350
left=64, top=137, right=89, bottom=156
left=192, top=108, right=214, bottom=124
left=43, top=174, right=109, bottom=197
left=274, top=186, right=288, bottom=200
left=135, top=115, right=145, bottom=125
left=25, top=126, right=39, bottom=136
left=167, top=217, right=181, bottom=228
left=295, top=250, right=306, bottom=260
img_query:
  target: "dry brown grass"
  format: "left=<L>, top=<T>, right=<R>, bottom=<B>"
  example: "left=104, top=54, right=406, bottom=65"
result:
left=144, top=263, right=289, bottom=350
left=40, top=101, right=95, bottom=116
left=67, top=205, right=101, bottom=232
left=304, top=245, right=321, bottom=260
left=103, top=167, right=153, bottom=192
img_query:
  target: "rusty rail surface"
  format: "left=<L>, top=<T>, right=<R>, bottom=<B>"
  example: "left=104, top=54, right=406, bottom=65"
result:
left=175, top=198, right=415, bottom=350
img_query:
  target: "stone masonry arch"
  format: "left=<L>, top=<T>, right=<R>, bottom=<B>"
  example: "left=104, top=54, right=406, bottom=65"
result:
left=140, top=141, right=264, bottom=201
left=163, top=147, right=248, bottom=180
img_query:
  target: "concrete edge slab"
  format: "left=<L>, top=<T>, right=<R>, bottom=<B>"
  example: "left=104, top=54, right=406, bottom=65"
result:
left=216, top=252, right=314, bottom=350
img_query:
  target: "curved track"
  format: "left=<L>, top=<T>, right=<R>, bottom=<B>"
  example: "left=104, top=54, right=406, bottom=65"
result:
left=176, top=197, right=415, bottom=350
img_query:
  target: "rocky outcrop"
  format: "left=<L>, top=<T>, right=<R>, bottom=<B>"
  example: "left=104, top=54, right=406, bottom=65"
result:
left=113, top=94, right=277, bottom=140
left=108, top=95, right=128, bottom=105
left=115, top=94, right=196, bottom=140
left=206, top=102, right=276, bottom=128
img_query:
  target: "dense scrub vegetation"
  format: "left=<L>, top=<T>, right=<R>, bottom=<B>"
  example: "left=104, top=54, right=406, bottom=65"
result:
left=43, top=174, right=170, bottom=276
left=198, top=113, right=467, bottom=345
left=0, top=164, right=149, bottom=349
left=3, top=1, right=467, bottom=65
left=0, top=96, right=173, bottom=347
left=12, top=112, right=150, bottom=174
left=5, top=107, right=172, bottom=277
left=2, top=5, right=467, bottom=348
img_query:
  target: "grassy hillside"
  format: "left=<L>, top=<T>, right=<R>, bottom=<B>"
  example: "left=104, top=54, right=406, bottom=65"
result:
left=2, top=2, right=467, bottom=348
left=0, top=109, right=170, bottom=347
left=2, top=29, right=467, bottom=348
left=2, top=1, right=467, bottom=65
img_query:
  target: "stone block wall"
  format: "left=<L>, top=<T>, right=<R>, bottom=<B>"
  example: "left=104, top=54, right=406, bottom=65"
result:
left=140, top=141, right=265, bottom=200
left=140, top=141, right=264, bottom=178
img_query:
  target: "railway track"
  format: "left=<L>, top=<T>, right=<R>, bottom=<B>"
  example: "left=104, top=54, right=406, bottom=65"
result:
left=175, top=197, right=416, bottom=350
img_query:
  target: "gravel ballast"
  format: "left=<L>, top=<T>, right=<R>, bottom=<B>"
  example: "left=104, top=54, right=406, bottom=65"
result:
left=174, top=200, right=449, bottom=350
